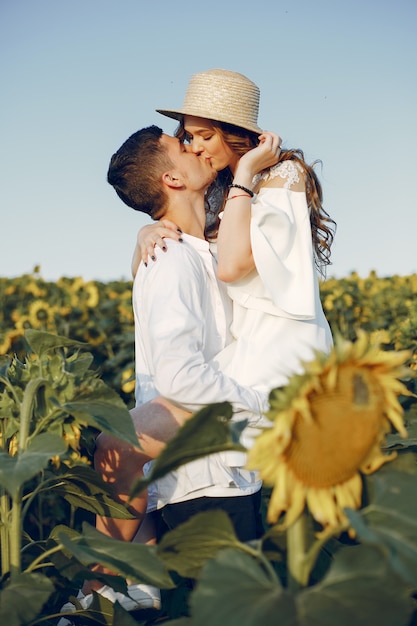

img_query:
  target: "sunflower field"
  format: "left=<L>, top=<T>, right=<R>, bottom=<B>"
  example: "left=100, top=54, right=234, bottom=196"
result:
left=0, top=268, right=417, bottom=626
left=1, top=268, right=416, bottom=406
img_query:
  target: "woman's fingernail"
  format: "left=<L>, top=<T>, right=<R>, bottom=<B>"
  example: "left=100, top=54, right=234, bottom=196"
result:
left=151, top=255, right=156, bottom=261
left=177, top=228, right=183, bottom=233
left=178, top=237, right=183, bottom=243
left=144, top=262, right=147, bottom=267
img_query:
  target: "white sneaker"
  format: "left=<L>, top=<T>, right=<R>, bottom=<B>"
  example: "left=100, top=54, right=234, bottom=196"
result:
left=89, top=583, right=161, bottom=612
left=57, top=590, right=85, bottom=626
left=57, top=583, right=161, bottom=625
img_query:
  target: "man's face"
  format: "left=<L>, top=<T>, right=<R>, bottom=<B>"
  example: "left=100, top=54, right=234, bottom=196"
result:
left=161, top=134, right=217, bottom=190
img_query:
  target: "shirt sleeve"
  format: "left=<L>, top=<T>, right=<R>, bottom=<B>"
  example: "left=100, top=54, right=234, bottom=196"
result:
left=135, top=243, right=267, bottom=420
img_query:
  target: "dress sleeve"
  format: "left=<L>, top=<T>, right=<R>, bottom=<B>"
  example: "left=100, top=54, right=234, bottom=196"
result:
left=248, top=187, right=317, bottom=318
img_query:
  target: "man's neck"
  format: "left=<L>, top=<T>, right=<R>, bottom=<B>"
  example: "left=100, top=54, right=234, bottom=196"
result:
left=164, top=194, right=206, bottom=239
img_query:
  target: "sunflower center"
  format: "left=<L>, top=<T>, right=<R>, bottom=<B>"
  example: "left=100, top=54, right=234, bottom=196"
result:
left=36, top=308, right=48, bottom=321
left=283, top=367, right=385, bottom=488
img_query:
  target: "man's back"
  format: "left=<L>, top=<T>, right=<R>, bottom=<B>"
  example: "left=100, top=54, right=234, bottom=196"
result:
left=133, top=233, right=262, bottom=510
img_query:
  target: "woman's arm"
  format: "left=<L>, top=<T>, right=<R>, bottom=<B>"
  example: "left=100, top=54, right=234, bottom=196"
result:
left=131, top=219, right=183, bottom=277
left=216, top=132, right=282, bottom=283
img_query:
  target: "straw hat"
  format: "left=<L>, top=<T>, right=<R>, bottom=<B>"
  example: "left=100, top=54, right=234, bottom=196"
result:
left=157, top=68, right=263, bottom=134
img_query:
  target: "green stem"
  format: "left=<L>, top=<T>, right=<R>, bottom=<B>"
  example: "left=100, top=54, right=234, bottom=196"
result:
left=287, top=511, right=343, bottom=591
left=304, top=522, right=346, bottom=574
left=0, top=488, right=11, bottom=576
left=24, top=543, right=63, bottom=574
left=9, top=488, right=22, bottom=580
left=19, top=378, right=47, bottom=452
left=7, top=378, right=47, bottom=581
left=239, top=541, right=280, bottom=582
left=287, top=512, right=309, bottom=591
left=21, top=476, right=65, bottom=520
left=27, top=408, right=67, bottom=445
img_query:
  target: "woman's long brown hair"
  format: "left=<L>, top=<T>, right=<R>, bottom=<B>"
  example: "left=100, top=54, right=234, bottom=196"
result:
left=176, top=119, right=336, bottom=275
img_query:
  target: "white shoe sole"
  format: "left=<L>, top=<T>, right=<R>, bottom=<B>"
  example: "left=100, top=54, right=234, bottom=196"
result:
left=57, top=583, right=161, bottom=624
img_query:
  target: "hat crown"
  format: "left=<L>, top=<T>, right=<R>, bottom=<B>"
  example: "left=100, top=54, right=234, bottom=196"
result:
left=157, top=68, right=262, bottom=134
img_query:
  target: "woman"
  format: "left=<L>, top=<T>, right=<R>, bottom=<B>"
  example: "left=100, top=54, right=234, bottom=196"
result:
left=134, top=68, right=336, bottom=394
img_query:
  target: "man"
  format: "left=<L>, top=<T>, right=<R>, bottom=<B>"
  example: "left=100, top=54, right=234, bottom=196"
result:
left=59, top=126, right=267, bottom=624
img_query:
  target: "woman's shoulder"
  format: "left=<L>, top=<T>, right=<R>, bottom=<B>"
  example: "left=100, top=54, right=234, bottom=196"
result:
left=253, top=160, right=304, bottom=190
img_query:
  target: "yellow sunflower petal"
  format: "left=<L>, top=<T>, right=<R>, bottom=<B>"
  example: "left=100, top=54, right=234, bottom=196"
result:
left=334, top=473, right=362, bottom=511
left=306, top=487, right=340, bottom=528
left=360, top=445, right=397, bottom=474
left=278, top=472, right=307, bottom=529
left=247, top=432, right=280, bottom=483
left=266, top=463, right=289, bottom=524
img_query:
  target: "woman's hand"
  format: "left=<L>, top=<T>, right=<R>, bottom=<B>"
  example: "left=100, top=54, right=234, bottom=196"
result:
left=237, top=131, right=282, bottom=180
left=131, top=219, right=183, bottom=277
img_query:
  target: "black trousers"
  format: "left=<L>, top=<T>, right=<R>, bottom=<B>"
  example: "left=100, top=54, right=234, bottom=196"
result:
left=153, top=490, right=264, bottom=542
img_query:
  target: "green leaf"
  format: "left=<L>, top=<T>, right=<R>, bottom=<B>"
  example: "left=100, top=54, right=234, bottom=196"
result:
left=52, top=465, right=136, bottom=519
left=130, top=402, right=243, bottom=498
left=113, top=602, right=151, bottom=625
left=300, top=543, right=413, bottom=626
left=190, top=548, right=285, bottom=626
left=66, top=352, right=95, bottom=376
left=157, top=618, right=192, bottom=626
left=348, top=469, right=417, bottom=585
left=157, top=510, right=246, bottom=578
left=0, top=572, right=54, bottom=626
left=0, top=433, right=66, bottom=496
left=64, top=391, right=137, bottom=447
left=58, top=523, right=175, bottom=589
left=24, top=328, right=87, bottom=355
left=48, top=525, right=92, bottom=582
left=190, top=544, right=413, bottom=626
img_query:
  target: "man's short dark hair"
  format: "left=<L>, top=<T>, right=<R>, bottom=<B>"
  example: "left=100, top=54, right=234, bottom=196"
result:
left=107, top=125, right=173, bottom=219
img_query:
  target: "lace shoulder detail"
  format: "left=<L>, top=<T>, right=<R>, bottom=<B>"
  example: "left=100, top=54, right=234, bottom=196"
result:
left=253, top=160, right=303, bottom=189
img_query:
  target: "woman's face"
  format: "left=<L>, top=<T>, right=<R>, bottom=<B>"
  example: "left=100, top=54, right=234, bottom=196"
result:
left=183, top=115, right=239, bottom=173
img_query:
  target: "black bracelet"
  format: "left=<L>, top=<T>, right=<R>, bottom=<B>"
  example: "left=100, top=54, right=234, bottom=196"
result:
left=228, top=183, right=254, bottom=198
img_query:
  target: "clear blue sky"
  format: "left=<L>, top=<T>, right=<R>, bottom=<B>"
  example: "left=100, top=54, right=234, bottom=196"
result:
left=1, top=0, right=416, bottom=282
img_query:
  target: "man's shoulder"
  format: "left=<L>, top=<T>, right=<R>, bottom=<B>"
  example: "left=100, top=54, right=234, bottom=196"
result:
left=158, top=238, right=204, bottom=264
left=139, top=239, right=205, bottom=281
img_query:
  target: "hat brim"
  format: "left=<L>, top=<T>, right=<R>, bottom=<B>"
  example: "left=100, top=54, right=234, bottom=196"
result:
left=156, top=108, right=263, bottom=135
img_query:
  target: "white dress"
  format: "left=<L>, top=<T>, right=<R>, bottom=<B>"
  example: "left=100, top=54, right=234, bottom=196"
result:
left=214, top=161, right=333, bottom=395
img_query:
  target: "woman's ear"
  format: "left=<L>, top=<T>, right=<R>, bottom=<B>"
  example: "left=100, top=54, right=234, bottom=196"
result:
left=162, top=171, right=182, bottom=189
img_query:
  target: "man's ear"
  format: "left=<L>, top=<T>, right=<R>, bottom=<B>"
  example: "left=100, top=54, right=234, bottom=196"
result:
left=162, top=171, right=182, bottom=189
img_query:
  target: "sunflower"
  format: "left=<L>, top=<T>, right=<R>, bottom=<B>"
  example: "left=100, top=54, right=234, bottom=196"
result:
left=67, top=277, right=85, bottom=306
left=28, top=300, right=54, bottom=329
left=4, top=285, right=16, bottom=296
left=118, top=303, right=134, bottom=324
left=68, top=279, right=99, bottom=308
left=0, top=329, right=24, bottom=355
left=24, top=280, right=47, bottom=299
left=15, top=315, right=33, bottom=331
left=247, top=331, right=413, bottom=535
left=0, top=331, right=12, bottom=355
left=83, top=282, right=100, bottom=308
left=63, top=422, right=82, bottom=451
left=83, top=324, right=106, bottom=346
left=121, top=368, right=135, bottom=394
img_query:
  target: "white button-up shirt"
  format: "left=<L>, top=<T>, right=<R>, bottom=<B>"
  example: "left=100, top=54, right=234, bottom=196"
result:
left=133, top=233, right=265, bottom=508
